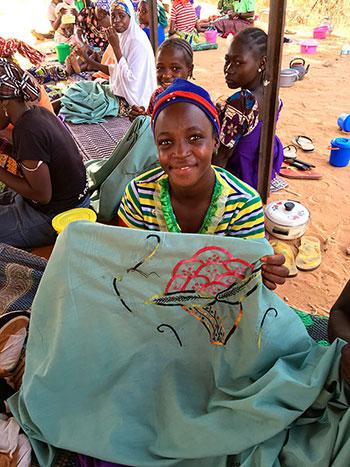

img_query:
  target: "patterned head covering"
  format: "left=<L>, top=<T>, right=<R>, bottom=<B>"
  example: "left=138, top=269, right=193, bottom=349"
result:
left=95, top=0, right=112, bottom=12
left=0, top=58, right=40, bottom=102
left=0, top=37, right=45, bottom=67
left=110, top=0, right=131, bottom=16
left=151, top=78, right=221, bottom=137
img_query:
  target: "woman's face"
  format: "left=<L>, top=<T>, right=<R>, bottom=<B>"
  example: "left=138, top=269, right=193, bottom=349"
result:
left=154, top=102, right=217, bottom=189
left=111, top=9, right=131, bottom=32
left=156, top=47, right=193, bottom=89
left=95, top=7, right=110, bottom=26
left=224, top=39, right=264, bottom=90
left=138, top=1, right=149, bottom=26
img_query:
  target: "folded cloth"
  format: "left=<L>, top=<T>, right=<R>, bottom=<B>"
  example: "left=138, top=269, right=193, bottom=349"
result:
left=60, top=81, right=119, bottom=124
left=8, top=223, right=350, bottom=467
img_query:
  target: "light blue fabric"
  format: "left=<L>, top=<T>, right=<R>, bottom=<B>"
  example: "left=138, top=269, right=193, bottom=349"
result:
left=9, top=223, right=350, bottom=466
left=60, top=81, right=119, bottom=124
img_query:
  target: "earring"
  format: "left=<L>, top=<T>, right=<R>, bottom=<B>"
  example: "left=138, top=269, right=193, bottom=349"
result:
left=258, top=68, right=262, bottom=72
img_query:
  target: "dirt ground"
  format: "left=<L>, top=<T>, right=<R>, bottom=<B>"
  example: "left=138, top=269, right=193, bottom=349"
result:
left=1, top=2, right=349, bottom=316
left=194, top=24, right=350, bottom=315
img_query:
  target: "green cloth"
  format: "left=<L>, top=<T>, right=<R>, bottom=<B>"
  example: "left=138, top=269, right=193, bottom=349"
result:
left=9, top=224, right=350, bottom=466
left=60, top=81, right=119, bottom=124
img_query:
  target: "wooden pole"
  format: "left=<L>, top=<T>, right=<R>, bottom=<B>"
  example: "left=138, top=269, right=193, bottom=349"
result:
left=257, top=0, right=287, bottom=203
left=149, top=0, right=159, bottom=55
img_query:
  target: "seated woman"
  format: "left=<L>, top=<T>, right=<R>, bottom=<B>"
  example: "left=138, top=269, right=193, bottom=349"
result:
left=54, top=0, right=79, bottom=44
left=138, top=0, right=168, bottom=46
left=168, top=0, right=199, bottom=45
left=77, top=0, right=156, bottom=109
left=212, top=0, right=255, bottom=36
left=76, top=0, right=112, bottom=51
left=119, top=78, right=288, bottom=290
left=0, top=59, right=89, bottom=249
left=213, top=28, right=284, bottom=190
left=0, top=38, right=53, bottom=191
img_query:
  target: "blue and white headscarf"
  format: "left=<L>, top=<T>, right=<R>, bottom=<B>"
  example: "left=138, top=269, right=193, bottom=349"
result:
left=95, top=0, right=112, bottom=12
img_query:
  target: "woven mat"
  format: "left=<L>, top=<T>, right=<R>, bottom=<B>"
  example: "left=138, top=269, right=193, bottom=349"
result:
left=64, top=116, right=132, bottom=162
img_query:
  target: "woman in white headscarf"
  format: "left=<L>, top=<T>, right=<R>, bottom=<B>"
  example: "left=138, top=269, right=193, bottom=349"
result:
left=77, top=0, right=157, bottom=108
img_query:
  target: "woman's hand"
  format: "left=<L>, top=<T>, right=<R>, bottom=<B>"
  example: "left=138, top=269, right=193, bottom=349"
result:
left=106, top=26, right=120, bottom=50
left=261, top=254, right=289, bottom=290
left=128, top=105, right=146, bottom=122
left=74, top=45, right=89, bottom=62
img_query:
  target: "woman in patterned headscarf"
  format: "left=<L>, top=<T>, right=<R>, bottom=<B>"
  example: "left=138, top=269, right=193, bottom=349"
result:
left=76, top=0, right=112, bottom=50
left=0, top=58, right=89, bottom=248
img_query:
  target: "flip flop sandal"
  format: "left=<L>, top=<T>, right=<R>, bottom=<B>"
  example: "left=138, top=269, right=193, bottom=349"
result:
left=269, top=239, right=298, bottom=277
left=279, top=167, right=323, bottom=179
left=283, top=144, right=298, bottom=160
left=295, top=236, right=322, bottom=271
left=292, top=135, right=315, bottom=152
left=0, top=312, right=29, bottom=377
left=289, top=58, right=310, bottom=80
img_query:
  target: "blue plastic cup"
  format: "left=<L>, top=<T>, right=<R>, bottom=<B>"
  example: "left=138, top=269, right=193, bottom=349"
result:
left=329, top=137, right=350, bottom=167
left=337, top=113, right=350, bottom=132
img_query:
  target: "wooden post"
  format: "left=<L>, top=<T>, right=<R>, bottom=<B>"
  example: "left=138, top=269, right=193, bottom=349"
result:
left=257, top=0, right=287, bottom=203
left=149, top=0, right=159, bottom=55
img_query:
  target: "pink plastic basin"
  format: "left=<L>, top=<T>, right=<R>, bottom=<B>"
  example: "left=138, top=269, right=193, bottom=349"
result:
left=204, top=30, right=218, bottom=44
left=313, top=26, right=327, bottom=39
left=300, top=40, right=318, bottom=54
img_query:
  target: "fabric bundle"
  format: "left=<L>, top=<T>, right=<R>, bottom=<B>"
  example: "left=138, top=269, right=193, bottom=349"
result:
left=0, top=37, right=45, bottom=67
left=60, top=80, right=119, bottom=124
left=9, top=223, right=350, bottom=467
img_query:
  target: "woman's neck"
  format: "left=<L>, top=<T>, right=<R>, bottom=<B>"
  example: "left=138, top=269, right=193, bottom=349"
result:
left=170, top=167, right=216, bottom=204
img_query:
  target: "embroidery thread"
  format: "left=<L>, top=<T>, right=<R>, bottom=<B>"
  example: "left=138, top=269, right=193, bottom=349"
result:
left=148, top=246, right=261, bottom=345
left=157, top=324, right=183, bottom=347
left=127, top=234, right=161, bottom=278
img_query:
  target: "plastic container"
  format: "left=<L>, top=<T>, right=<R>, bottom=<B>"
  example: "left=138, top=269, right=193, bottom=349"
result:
left=340, top=44, right=350, bottom=55
left=52, top=208, right=97, bottom=234
left=280, top=69, right=299, bottom=87
left=300, top=40, right=318, bottom=54
left=204, top=30, right=218, bottom=44
left=195, top=5, right=201, bottom=18
left=55, top=43, right=71, bottom=64
left=338, top=113, right=350, bottom=132
left=329, top=138, right=350, bottom=167
left=313, top=26, right=328, bottom=39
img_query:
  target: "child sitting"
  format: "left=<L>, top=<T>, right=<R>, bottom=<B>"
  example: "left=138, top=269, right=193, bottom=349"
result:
left=213, top=27, right=284, bottom=190
left=119, top=78, right=288, bottom=290
left=129, top=37, right=194, bottom=120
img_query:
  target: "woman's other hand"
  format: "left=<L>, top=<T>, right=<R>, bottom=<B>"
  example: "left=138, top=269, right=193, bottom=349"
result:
left=128, top=105, right=146, bottom=122
left=106, top=26, right=120, bottom=49
left=261, top=254, right=289, bottom=290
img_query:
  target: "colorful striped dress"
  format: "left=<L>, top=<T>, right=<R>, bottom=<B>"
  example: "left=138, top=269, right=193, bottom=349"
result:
left=118, top=166, right=265, bottom=238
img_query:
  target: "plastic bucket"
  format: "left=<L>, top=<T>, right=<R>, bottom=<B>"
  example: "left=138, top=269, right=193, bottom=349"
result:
left=300, top=40, right=318, bottom=54
left=195, top=5, right=201, bottom=18
left=280, top=69, right=299, bottom=87
left=204, top=30, right=218, bottom=44
left=337, top=113, right=350, bottom=132
left=329, top=137, right=350, bottom=167
left=313, top=26, right=327, bottom=39
left=55, top=43, right=71, bottom=64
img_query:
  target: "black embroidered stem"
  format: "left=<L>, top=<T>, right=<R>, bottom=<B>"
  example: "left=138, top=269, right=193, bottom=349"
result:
left=260, top=307, right=278, bottom=329
left=157, top=324, right=183, bottom=347
left=113, top=277, right=133, bottom=313
left=127, top=234, right=161, bottom=277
